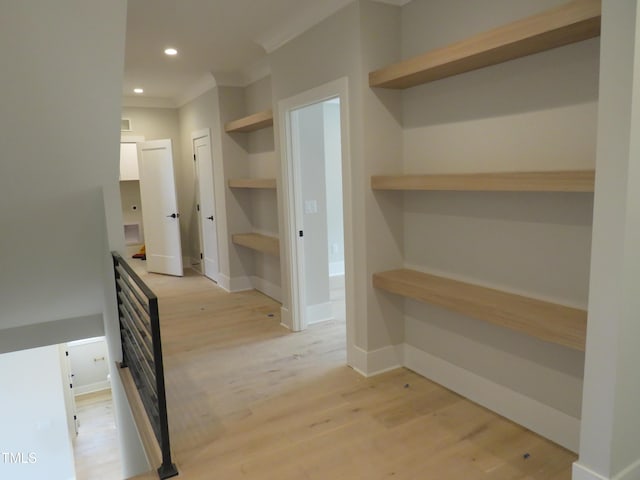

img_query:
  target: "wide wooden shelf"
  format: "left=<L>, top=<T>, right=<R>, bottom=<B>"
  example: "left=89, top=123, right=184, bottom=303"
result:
left=373, top=269, right=587, bottom=351
left=225, top=110, right=274, bottom=133
left=232, top=233, right=280, bottom=257
left=369, top=0, right=601, bottom=89
left=371, top=170, right=595, bottom=192
left=228, top=178, right=277, bottom=190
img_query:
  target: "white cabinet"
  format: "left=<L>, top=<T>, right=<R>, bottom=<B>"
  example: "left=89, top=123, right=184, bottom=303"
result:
left=119, top=142, right=139, bottom=181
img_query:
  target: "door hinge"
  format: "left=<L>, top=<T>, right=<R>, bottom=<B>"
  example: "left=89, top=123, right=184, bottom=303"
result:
left=69, top=383, right=73, bottom=389
left=193, top=154, right=196, bottom=161
left=200, top=253, right=203, bottom=260
left=73, top=415, right=77, bottom=420
left=65, top=351, right=69, bottom=356
left=299, top=230, right=304, bottom=237
left=197, top=204, right=200, bottom=211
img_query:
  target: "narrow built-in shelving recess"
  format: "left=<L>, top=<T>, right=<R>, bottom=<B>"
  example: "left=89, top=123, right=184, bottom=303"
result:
left=373, top=269, right=587, bottom=351
left=369, top=0, right=601, bottom=89
left=232, top=233, right=280, bottom=257
left=228, top=178, right=277, bottom=190
left=225, top=110, right=274, bottom=133
left=371, top=170, right=595, bottom=192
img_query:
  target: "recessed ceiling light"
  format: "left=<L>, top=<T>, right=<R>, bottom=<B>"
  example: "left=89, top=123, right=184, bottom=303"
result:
left=133, top=88, right=144, bottom=94
left=164, top=47, right=178, bottom=56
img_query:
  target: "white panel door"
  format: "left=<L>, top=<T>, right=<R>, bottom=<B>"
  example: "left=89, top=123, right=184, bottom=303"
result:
left=193, top=130, right=219, bottom=282
left=137, top=139, right=183, bottom=276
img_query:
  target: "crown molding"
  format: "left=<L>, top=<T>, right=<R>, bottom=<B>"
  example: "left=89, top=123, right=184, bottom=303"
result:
left=175, top=73, right=217, bottom=107
left=242, top=56, right=271, bottom=86
left=122, top=96, right=177, bottom=109
left=255, top=0, right=353, bottom=54
left=371, top=0, right=412, bottom=6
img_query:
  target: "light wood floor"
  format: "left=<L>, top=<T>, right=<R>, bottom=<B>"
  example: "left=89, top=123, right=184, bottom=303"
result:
left=130, top=266, right=576, bottom=479
left=74, top=389, right=122, bottom=480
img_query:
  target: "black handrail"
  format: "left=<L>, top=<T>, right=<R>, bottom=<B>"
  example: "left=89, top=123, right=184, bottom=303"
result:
left=112, top=252, right=178, bottom=480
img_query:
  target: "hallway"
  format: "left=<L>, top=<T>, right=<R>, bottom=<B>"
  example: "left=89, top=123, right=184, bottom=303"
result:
left=131, top=268, right=576, bottom=479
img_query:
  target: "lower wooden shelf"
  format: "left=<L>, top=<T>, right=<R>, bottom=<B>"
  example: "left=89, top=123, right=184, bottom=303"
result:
left=232, top=233, right=280, bottom=257
left=371, top=170, right=595, bottom=192
left=373, top=268, right=586, bottom=351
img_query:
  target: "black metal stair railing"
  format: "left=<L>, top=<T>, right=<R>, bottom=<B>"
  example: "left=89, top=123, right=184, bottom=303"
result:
left=112, top=252, right=178, bottom=480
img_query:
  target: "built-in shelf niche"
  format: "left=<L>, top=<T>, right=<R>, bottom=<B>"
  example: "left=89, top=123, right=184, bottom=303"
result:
left=224, top=110, right=274, bottom=133
left=232, top=233, right=280, bottom=257
left=369, top=0, right=601, bottom=89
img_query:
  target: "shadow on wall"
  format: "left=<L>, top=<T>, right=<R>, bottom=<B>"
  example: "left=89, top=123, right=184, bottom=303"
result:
left=394, top=39, right=600, bottom=127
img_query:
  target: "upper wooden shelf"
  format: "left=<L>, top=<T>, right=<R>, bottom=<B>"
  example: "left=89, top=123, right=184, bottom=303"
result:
left=369, top=0, right=601, bottom=89
left=371, top=170, right=595, bottom=192
left=225, top=110, right=274, bottom=133
left=373, top=269, right=587, bottom=351
left=232, top=233, right=280, bottom=257
left=228, top=178, right=277, bottom=190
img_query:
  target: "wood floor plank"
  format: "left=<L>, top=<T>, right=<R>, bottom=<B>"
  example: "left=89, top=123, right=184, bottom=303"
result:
left=127, top=263, right=575, bottom=480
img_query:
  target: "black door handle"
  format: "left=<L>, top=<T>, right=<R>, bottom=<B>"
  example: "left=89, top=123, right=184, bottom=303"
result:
left=207, top=216, right=214, bottom=221
left=167, top=213, right=179, bottom=219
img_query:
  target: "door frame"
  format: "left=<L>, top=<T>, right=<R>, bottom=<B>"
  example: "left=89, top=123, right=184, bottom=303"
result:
left=278, top=77, right=355, bottom=364
left=191, top=128, right=220, bottom=282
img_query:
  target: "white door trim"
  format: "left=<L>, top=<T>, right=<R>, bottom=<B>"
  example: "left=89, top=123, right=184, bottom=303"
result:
left=278, top=77, right=355, bottom=365
left=191, top=128, right=220, bottom=282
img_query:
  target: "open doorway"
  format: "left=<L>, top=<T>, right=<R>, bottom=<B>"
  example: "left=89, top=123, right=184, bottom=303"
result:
left=279, top=77, right=354, bottom=364
left=290, top=98, right=345, bottom=327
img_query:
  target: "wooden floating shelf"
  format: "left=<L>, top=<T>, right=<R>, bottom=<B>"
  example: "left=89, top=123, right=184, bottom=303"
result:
left=373, top=269, right=587, bottom=351
left=228, top=178, right=277, bottom=190
left=225, top=110, right=274, bottom=133
left=371, top=170, right=595, bottom=192
left=232, top=233, right=280, bottom=257
left=369, top=0, right=601, bottom=89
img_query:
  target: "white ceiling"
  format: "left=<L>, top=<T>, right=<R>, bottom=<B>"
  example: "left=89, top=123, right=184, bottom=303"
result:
left=123, top=0, right=410, bottom=106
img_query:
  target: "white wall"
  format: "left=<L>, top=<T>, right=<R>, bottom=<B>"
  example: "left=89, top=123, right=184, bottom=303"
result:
left=323, top=101, right=345, bottom=275
left=295, top=103, right=331, bottom=309
left=0, top=346, right=75, bottom=480
left=575, top=1, right=640, bottom=479
left=270, top=2, right=363, bottom=335
left=393, top=0, right=597, bottom=449
left=68, top=337, right=110, bottom=395
left=0, top=2, right=152, bottom=477
left=245, top=77, right=281, bottom=300
left=0, top=0, right=126, bottom=333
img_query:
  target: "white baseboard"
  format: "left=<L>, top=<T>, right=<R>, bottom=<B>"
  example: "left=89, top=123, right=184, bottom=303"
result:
left=218, top=273, right=231, bottom=292
left=307, top=302, right=333, bottom=325
left=574, top=458, right=640, bottom=480
left=573, top=463, right=609, bottom=480
left=614, top=459, right=640, bottom=480
left=190, top=258, right=202, bottom=273
left=74, top=380, right=111, bottom=396
left=250, top=275, right=282, bottom=303
left=404, top=344, right=580, bottom=452
left=350, top=344, right=404, bottom=377
left=217, top=273, right=252, bottom=293
left=280, top=306, right=292, bottom=330
left=330, top=261, right=344, bottom=277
